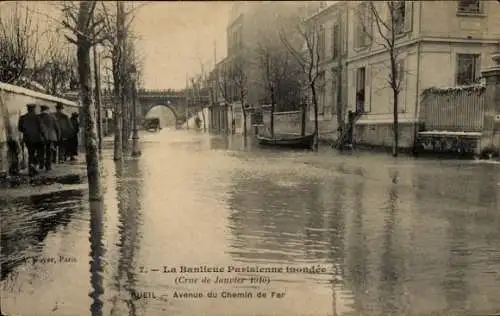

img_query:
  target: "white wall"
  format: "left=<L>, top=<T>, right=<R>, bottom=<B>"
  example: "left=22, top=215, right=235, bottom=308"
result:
left=0, top=82, right=79, bottom=173
left=347, top=44, right=419, bottom=122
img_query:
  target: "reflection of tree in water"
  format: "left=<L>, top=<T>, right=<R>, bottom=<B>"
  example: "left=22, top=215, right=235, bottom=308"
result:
left=110, top=159, right=144, bottom=316
left=304, top=179, right=327, bottom=260
left=326, top=177, right=346, bottom=265
left=442, top=206, right=470, bottom=313
left=476, top=165, right=499, bottom=209
left=227, top=174, right=330, bottom=262
left=346, top=181, right=368, bottom=314
left=209, top=136, right=229, bottom=151
left=327, top=177, right=347, bottom=316
left=1, top=190, right=84, bottom=281
left=89, top=200, right=105, bottom=316
left=413, top=164, right=498, bottom=208
left=378, top=171, right=407, bottom=316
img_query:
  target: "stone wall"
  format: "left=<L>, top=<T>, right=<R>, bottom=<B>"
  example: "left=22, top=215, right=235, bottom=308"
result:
left=0, top=82, right=80, bottom=173
left=354, top=121, right=416, bottom=149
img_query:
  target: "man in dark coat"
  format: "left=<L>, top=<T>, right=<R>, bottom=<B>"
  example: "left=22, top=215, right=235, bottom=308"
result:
left=54, top=103, right=73, bottom=163
left=18, top=103, right=44, bottom=176
left=38, top=105, right=60, bottom=171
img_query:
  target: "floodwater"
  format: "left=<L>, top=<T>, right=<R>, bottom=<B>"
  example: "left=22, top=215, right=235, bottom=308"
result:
left=1, top=129, right=500, bottom=316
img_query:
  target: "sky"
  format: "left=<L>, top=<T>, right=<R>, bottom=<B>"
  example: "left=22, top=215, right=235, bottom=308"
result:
left=0, top=0, right=232, bottom=91
left=132, top=1, right=231, bottom=90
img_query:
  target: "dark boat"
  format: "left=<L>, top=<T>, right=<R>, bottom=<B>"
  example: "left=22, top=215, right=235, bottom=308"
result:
left=255, top=133, right=316, bottom=150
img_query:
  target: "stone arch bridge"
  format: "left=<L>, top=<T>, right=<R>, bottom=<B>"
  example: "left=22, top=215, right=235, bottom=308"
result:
left=101, top=89, right=210, bottom=124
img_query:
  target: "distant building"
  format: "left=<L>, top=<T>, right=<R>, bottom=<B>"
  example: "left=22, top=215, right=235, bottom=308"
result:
left=208, top=2, right=322, bottom=134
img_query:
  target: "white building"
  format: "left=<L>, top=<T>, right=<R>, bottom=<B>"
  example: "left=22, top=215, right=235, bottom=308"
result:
left=309, top=0, right=500, bottom=148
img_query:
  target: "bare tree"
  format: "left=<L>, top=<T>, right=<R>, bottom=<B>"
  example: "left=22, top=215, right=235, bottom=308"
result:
left=61, top=1, right=112, bottom=201
left=216, top=62, right=231, bottom=125
left=36, top=40, right=78, bottom=96
left=190, top=71, right=208, bottom=132
left=255, top=41, right=277, bottom=137
left=98, top=2, right=145, bottom=155
left=280, top=19, right=322, bottom=150
left=0, top=3, right=36, bottom=85
left=232, top=56, right=249, bottom=138
left=0, top=3, right=36, bottom=174
left=358, top=1, right=407, bottom=157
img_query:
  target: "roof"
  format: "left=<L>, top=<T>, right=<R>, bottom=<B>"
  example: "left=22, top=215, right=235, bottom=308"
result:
left=0, top=81, right=79, bottom=107
left=304, top=1, right=343, bottom=23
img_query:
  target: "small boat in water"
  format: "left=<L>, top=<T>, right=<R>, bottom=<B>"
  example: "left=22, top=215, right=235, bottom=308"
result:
left=255, top=133, right=316, bottom=150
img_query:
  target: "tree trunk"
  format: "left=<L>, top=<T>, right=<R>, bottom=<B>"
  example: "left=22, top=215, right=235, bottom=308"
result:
left=270, top=87, right=275, bottom=138
left=93, top=44, right=103, bottom=156
left=311, top=84, right=319, bottom=151
left=77, top=39, right=102, bottom=201
left=301, top=105, right=306, bottom=136
left=242, top=110, right=247, bottom=138
left=113, top=3, right=125, bottom=161
left=393, top=89, right=399, bottom=157
left=122, top=85, right=130, bottom=151
left=336, top=63, right=344, bottom=148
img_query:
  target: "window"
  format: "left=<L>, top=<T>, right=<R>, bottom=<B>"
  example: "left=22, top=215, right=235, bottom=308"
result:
left=456, top=54, right=480, bottom=85
left=331, top=69, right=339, bottom=115
left=317, top=71, right=326, bottom=115
left=356, top=3, right=371, bottom=48
left=331, top=24, right=340, bottom=59
left=457, top=0, right=482, bottom=14
left=318, top=26, right=326, bottom=62
left=355, top=67, right=366, bottom=113
left=393, top=1, right=412, bottom=35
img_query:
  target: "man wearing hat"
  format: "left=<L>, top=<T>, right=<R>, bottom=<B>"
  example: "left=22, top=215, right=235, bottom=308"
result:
left=38, top=105, right=60, bottom=171
left=54, top=103, right=73, bottom=163
left=18, top=103, right=43, bottom=176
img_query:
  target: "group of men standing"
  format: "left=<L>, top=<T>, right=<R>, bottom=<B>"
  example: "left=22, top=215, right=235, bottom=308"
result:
left=17, top=103, right=80, bottom=176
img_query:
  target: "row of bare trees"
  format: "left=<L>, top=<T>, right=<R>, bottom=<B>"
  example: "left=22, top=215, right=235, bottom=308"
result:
left=0, top=1, right=146, bottom=199
left=208, top=1, right=405, bottom=154
left=208, top=27, right=305, bottom=139
left=0, top=3, right=78, bottom=94
left=278, top=1, right=407, bottom=155
left=60, top=1, right=148, bottom=199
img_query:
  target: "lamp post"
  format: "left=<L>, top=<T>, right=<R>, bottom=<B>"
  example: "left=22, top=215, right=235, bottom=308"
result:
left=130, top=65, right=141, bottom=157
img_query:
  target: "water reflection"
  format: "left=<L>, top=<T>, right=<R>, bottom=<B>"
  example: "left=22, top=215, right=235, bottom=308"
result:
left=0, top=190, right=84, bottom=282
left=110, top=158, right=144, bottom=316
left=227, top=175, right=323, bottom=263
left=378, top=171, right=406, bottom=316
left=346, top=181, right=368, bottom=314
left=209, top=135, right=229, bottom=150
left=443, top=198, right=470, bottom=313
left=89, top=200, right=105, bottom=316
left=327, top=177, right=347, bottom=316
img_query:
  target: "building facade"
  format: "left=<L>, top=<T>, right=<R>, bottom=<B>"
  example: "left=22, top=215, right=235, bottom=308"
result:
left=308, top=0, right=500, bottom=149
left=304, top=2, right=350, bottom=141
left=209, top=2, right=323, bottom=135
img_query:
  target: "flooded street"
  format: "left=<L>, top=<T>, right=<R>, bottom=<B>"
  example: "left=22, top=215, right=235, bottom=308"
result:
left=2, top=129, right=500, bottom=316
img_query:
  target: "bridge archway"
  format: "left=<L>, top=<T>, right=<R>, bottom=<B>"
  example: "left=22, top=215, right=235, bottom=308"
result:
left=144, top=104, right=178, bottom=127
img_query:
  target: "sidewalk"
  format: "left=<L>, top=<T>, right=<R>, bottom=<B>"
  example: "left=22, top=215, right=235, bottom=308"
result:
left=0, top=158, right=87, bottom=198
